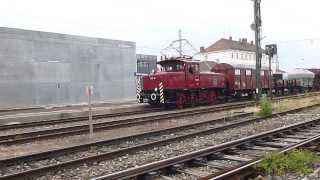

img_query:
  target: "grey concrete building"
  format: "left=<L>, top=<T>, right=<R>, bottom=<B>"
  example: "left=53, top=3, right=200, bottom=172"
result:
left=0, top=27, right=136, bottom=108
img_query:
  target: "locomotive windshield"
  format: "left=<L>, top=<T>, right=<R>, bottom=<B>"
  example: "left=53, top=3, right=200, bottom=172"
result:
left=161, top=63, right=184, bottom=72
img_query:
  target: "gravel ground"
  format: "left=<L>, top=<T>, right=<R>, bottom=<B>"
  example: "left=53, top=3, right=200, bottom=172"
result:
left=0, top=102, right=250, bottom=137
left=33, top=106, right=320, bottom=180
left=0, top=112, right=254, bottom=176
left=0, top=107, right=248, bottom=159
left=0, top=109, right=174, bottom=136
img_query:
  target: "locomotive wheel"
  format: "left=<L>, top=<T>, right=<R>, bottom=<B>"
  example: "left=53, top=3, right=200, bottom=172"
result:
left=198, top=92, right=205, bottom=105
left=176, top=92, right=185, bottom=109
left=190, top=93, right=198, bottom=107
left=208, top=91, right=216, bottom=105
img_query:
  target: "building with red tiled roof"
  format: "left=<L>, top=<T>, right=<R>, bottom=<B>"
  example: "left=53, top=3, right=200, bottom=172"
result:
left=194, top=37, right=271, bottom=69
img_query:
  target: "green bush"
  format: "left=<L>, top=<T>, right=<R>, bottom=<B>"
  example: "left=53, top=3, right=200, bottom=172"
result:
left=257, top=96, right=273, bottom=117
left=258, top=149, right=319, bottom=178
left=287, top=149, right=318, bottom=175
left=258, top=151, right=289, bottom=177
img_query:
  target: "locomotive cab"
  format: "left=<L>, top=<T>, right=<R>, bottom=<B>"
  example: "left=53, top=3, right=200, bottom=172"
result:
left=137, top=57, right=226, bottom=108
left=138, top=58, right=199, bottom=105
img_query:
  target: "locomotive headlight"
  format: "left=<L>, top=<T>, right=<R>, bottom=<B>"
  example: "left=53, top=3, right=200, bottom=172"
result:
left=150, top=93, right=157, bottom=101
left=154, top=88, right=158, bottom=92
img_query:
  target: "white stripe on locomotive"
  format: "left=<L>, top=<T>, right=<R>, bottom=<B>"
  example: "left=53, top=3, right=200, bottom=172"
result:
left=136, top=77, right=142, bottom=101
left=159, top=82, right=164, bottom=104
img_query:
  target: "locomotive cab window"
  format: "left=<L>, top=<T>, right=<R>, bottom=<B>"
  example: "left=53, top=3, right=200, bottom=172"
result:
left=235, top=69, right=241, bottom=75
left=246, top=69, right=251, bottom=76
left=161, top=63, right=184, bottom=72
left=189, top=65, right=194, bottom=74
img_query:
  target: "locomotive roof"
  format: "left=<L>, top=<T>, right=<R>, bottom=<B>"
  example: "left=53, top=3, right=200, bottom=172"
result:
left=157, top=59, right=201, bottom=65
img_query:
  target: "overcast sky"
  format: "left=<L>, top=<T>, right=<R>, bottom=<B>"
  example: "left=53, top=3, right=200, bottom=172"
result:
left=0, top=0, right=319, bottom=70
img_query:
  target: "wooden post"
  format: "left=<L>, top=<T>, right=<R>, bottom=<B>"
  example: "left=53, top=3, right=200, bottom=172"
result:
left=86, top=86, right=93, bottom=137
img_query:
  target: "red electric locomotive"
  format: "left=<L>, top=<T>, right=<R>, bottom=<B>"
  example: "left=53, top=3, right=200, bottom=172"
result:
left=137, top=57, right=226, bottom=108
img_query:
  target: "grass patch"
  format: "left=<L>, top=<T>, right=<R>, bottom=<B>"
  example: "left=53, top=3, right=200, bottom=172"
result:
left=274, top=95, right=320, bottom=113
left=257, top=96, right=272, bottom=117
left=257, top=149, right=319, bottom=179
left=242, top=93, right=320, bottom=115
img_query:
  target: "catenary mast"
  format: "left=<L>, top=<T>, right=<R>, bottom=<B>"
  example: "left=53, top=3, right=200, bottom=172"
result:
left=253, top=0, right=262, bottom=99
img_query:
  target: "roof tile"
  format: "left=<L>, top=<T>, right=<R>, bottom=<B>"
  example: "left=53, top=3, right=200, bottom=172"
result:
left=204, top=38, right=260, bottom=52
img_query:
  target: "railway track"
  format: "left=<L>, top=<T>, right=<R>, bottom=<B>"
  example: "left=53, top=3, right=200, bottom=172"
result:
left=0, top=106, right=163, bottom=131
left=0, top=91, right=317, bottom=132
left=94, top=112, right=320, bottom=180
left=0, top=104, right=318, bottom=179
left=0, top=101, right=253, bottom=146
left=0, top=92, right=317, bottom=146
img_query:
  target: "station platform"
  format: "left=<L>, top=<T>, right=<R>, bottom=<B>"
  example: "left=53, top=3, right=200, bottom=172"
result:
left=0, top=100, right=148, bottom=125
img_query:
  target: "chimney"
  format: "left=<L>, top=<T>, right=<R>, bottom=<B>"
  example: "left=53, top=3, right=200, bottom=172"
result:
left=200, top=46, right=205, bottom=53
left=229, top=36, right=232, bottom=41
left=242, top=38, right=247, bottom=43
left=239, top=38, right=242, bottom=42
left=250, top=40, right=254, bottom=45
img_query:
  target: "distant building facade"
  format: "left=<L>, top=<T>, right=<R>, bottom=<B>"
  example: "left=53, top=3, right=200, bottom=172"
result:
left=194, top=37, right=270, bottom=69
left=136, top=54, right=157, bottom=74
left=0, top=27, right=136, bottom=108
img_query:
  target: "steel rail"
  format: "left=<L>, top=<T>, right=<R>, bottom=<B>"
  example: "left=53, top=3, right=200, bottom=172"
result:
left=0, top=92, right=315, bottom=145
left=0, top=104, right=318, bottom=180
left=0, top=101, right=253, bottom=145
left=92, top=112, right=320, bottom=180
left=0, top=107, right=163, bottom=131
left=208, top=134, right=320, bottom=180
left=0, top=91, right=315, bottom=132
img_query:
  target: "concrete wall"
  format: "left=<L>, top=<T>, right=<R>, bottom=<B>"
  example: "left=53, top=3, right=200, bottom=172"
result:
left=0, top=27, right=136, bottom=108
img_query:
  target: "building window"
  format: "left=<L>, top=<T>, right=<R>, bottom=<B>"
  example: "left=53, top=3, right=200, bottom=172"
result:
left=236, top=53, right=238, bottom=59
left=246, top=69, right=251, bottom=76
left=245, top=54, right=247, bottom=60
left=235, top=69, right=241, bottom=75
left=241, top=54, right=243, bottom=59
left=231, top=53, right=234, bottom=59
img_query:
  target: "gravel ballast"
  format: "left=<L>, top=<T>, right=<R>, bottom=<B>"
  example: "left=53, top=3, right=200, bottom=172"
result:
left=34, top=106, right=320, bottom=180
left=0, top=108, right=246, bottom=159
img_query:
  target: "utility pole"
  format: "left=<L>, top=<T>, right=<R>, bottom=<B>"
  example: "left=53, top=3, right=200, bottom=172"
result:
left=160, top=30, right=198, bottom=58
left=178, top=29, right=182, bottom=57
left=252, top=0, right=262, bottom=99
